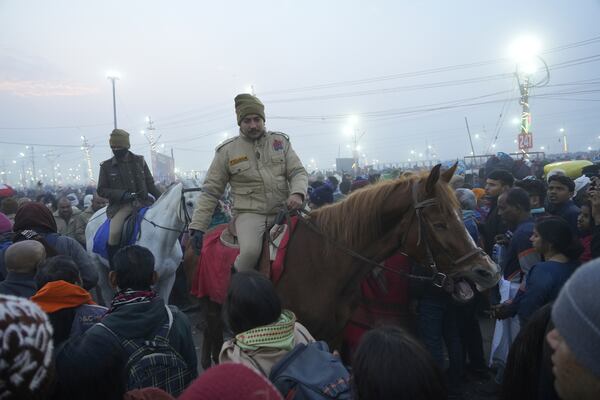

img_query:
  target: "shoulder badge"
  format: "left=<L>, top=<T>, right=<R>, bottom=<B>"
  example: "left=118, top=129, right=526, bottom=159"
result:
left=270, top=131, right=290, bottom=141
left=216, top=136, right=238, bottom=152
left=273, top=138, right=284, bottom=151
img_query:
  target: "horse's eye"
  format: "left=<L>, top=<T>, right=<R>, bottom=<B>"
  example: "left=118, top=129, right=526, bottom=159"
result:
left=433, top=222, right=447, bottom=230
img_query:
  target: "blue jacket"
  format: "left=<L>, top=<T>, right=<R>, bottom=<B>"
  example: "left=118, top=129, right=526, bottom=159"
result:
left=548, top=200, right=580, bottom=234
left=502, top=219, right=540, bottom=281
left=462, top=210, right=479, bottom=243
left=508, top=260, right=579, bottom=326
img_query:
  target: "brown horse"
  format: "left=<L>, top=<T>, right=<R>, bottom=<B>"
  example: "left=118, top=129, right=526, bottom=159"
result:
left=192, top=163, right=500, bottom=368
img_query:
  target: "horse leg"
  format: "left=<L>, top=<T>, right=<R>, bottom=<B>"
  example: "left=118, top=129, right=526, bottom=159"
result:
left=200, top=297, right=214, bottom=370
left=200, top=299, right=224, bottom=369
left=207, top=301, right=224, bottom=365
left=183, top=242, right=198, bottom=293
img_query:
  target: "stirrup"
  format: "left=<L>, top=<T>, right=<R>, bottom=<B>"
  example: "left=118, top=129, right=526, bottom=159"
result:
left=432, top=272, right=447, bottom=288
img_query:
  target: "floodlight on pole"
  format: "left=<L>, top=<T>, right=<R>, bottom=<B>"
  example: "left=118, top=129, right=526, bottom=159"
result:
left=508, top=35, right=549, bottom=154
left=106, top=71, right=121, bottom=129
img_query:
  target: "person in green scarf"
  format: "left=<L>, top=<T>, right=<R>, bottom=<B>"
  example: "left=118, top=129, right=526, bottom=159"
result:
left=219, top=271, right=314, bottom=377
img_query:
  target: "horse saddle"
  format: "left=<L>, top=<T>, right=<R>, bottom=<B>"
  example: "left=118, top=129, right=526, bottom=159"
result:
left=119, top=212, right=140, bottom=247
left=92, top=207, right=149, bottom=260
left=218, top=212, right=289, bottom=262
left=219, top=219, right=239, bottom=249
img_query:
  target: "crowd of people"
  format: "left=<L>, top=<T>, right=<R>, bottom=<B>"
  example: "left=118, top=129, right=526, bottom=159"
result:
left=0, top=164, right=598, bottom=399
left=1, top=92, right=600, bottom=399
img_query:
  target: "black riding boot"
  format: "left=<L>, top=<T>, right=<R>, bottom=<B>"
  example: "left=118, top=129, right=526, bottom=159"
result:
left=107, top=244, right=120, bottom=270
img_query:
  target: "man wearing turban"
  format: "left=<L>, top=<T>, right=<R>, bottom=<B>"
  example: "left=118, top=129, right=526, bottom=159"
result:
left=97, top=129, right=162, bottom=264
left=189, top=94, right=308, bottom=272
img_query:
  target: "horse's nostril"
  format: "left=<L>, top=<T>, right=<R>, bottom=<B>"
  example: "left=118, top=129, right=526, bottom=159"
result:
left=475, top=268, right=492, bottom=278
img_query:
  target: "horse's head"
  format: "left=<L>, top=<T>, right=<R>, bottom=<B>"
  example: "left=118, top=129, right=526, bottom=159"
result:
left=181, top=179, right=202, bottom=219
left=405, top=163, right=500, bottom=301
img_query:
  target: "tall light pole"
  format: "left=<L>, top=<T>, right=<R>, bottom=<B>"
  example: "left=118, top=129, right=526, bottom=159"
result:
left=343, top=115, right=365, bottom=175
left=509, top=36, right=549, bottom=154
left=106, top=71, right=120, bottom=129
left=559, top=128, right=568, bottom=153
left=80, top=136, right=95, bottom=184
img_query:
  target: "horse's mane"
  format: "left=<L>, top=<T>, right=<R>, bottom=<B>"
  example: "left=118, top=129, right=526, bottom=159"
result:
left=151, top=182, right=180, bottom=208
left=310, top=172, right=459, bottom=250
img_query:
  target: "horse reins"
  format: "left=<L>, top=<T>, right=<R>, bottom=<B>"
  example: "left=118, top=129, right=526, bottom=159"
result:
left=297, top=180, right=484, bottom=287
left=141, top=187, right=202, bottom=234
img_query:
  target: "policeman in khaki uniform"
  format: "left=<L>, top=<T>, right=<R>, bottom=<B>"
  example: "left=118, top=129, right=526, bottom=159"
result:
left=189, top=94, right=308, bottom=272
left=97, top=129, right=162, bottom=264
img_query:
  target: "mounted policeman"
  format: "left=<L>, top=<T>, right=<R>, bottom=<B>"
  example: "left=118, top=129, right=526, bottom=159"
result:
left=189, top=93, right=308, bottom=272
left=97, top=129, right=162, bottom=265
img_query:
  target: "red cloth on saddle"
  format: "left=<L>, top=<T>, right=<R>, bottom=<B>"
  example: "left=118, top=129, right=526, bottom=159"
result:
left=191, top=225, right=238, bottom=304
left=343, top=252, right=411, bottom=353
left=271, top=217, right=299, bottom=284
left=191, top=218, right=298, bottom=304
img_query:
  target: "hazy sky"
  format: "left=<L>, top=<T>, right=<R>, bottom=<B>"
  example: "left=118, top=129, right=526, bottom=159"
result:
left=1, top=0, right=600, bottom=184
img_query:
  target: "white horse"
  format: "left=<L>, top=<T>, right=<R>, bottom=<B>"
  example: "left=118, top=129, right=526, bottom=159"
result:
left=86, top=182, right=197, bottom=304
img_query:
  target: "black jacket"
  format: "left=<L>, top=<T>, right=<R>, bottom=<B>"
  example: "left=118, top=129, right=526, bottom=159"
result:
left=481, top=198, right=508, bottom=255
left=97, top=151, right=161, bottom=218
left=54, top=297, right=197, bottom=400
left=0, top=272, right=37, bottom=298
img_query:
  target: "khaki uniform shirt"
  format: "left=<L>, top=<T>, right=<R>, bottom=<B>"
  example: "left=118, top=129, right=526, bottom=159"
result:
left=73, top=206, right=95, bottom=246
left=54, top=207, right=81, bottom=240
left=97, top=151, right=162, bottom=218
left=190, top=131, right=308, bottom=232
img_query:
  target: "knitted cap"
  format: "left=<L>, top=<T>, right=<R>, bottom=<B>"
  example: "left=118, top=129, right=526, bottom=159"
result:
left=0, top=294, right=54, bottom=399
left=109, top=128, right=131, bottom=149
left=552, top=259, right=600, bottom=377
left=4, top=240, right=46, bottom=274
left=234, top=93, right=265, bottom=126
left=309, top=185, right=334, bottom=207
left=0, top=212, right=11, bottom=234
left=179, top=363, right=283, bottom=400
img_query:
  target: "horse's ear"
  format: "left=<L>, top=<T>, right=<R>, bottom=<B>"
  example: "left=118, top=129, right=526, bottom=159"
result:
left=441, top=161, right=459, bottom=183
left=426, top=164, right=442, bottom=194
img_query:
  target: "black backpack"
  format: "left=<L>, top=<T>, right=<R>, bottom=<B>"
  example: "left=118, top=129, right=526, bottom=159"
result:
left=269, top=341, right=352, bottom=400
left=98, top=305, right=193, bottom=397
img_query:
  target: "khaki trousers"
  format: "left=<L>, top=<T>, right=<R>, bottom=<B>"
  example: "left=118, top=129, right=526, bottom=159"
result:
left=108, top=204, right=134, bottom=245
left=234, top=213, right=276, bottom=272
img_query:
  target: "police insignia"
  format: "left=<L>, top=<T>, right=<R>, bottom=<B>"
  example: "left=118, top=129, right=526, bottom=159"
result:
left=273, top=139, right=284, bottom=151
left=229, top=156, right=249, bottom=166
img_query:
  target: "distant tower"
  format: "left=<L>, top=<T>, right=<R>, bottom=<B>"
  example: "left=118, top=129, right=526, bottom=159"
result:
left=80, top=136, right=95, bottom=184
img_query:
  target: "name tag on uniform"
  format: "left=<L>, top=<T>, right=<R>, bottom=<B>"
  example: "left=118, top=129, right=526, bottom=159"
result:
left=229, top=156, right=249, bottom=166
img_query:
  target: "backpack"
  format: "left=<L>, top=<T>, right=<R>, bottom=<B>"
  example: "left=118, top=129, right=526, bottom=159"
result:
left=269, top=341, right=352, bottom=400
left=98, top=305, right=193, bottom=397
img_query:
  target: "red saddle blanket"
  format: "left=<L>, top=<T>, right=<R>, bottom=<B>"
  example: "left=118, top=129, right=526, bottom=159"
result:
left=191, top=218, right=298, bottom=304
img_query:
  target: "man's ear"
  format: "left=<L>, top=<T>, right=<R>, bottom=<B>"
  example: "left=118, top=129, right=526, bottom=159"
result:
left=109, top=271, right=119, bottom=289
left=152, top=271, right=158, bottom=286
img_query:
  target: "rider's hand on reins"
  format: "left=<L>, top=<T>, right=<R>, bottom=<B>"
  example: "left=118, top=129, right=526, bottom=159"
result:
left=190, top=229, right=204, bottom=256
left=286, top=193, right=304, bottom=210
left=122, top=192, right=138, bottom=203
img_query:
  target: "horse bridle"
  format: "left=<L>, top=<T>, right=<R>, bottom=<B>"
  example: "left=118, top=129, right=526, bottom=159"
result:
left=141, top=187, right=202, bottom=234
left=299, top=180, right=484, bottom=287
left=409, top=180, right=485, bottom=287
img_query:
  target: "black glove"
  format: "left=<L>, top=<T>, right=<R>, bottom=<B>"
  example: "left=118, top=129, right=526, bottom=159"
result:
left=492, top=303, right=513, bottom=320
left=190, top=230, right=204, bottom=255
left=122, top=192, right=137, bottom=202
